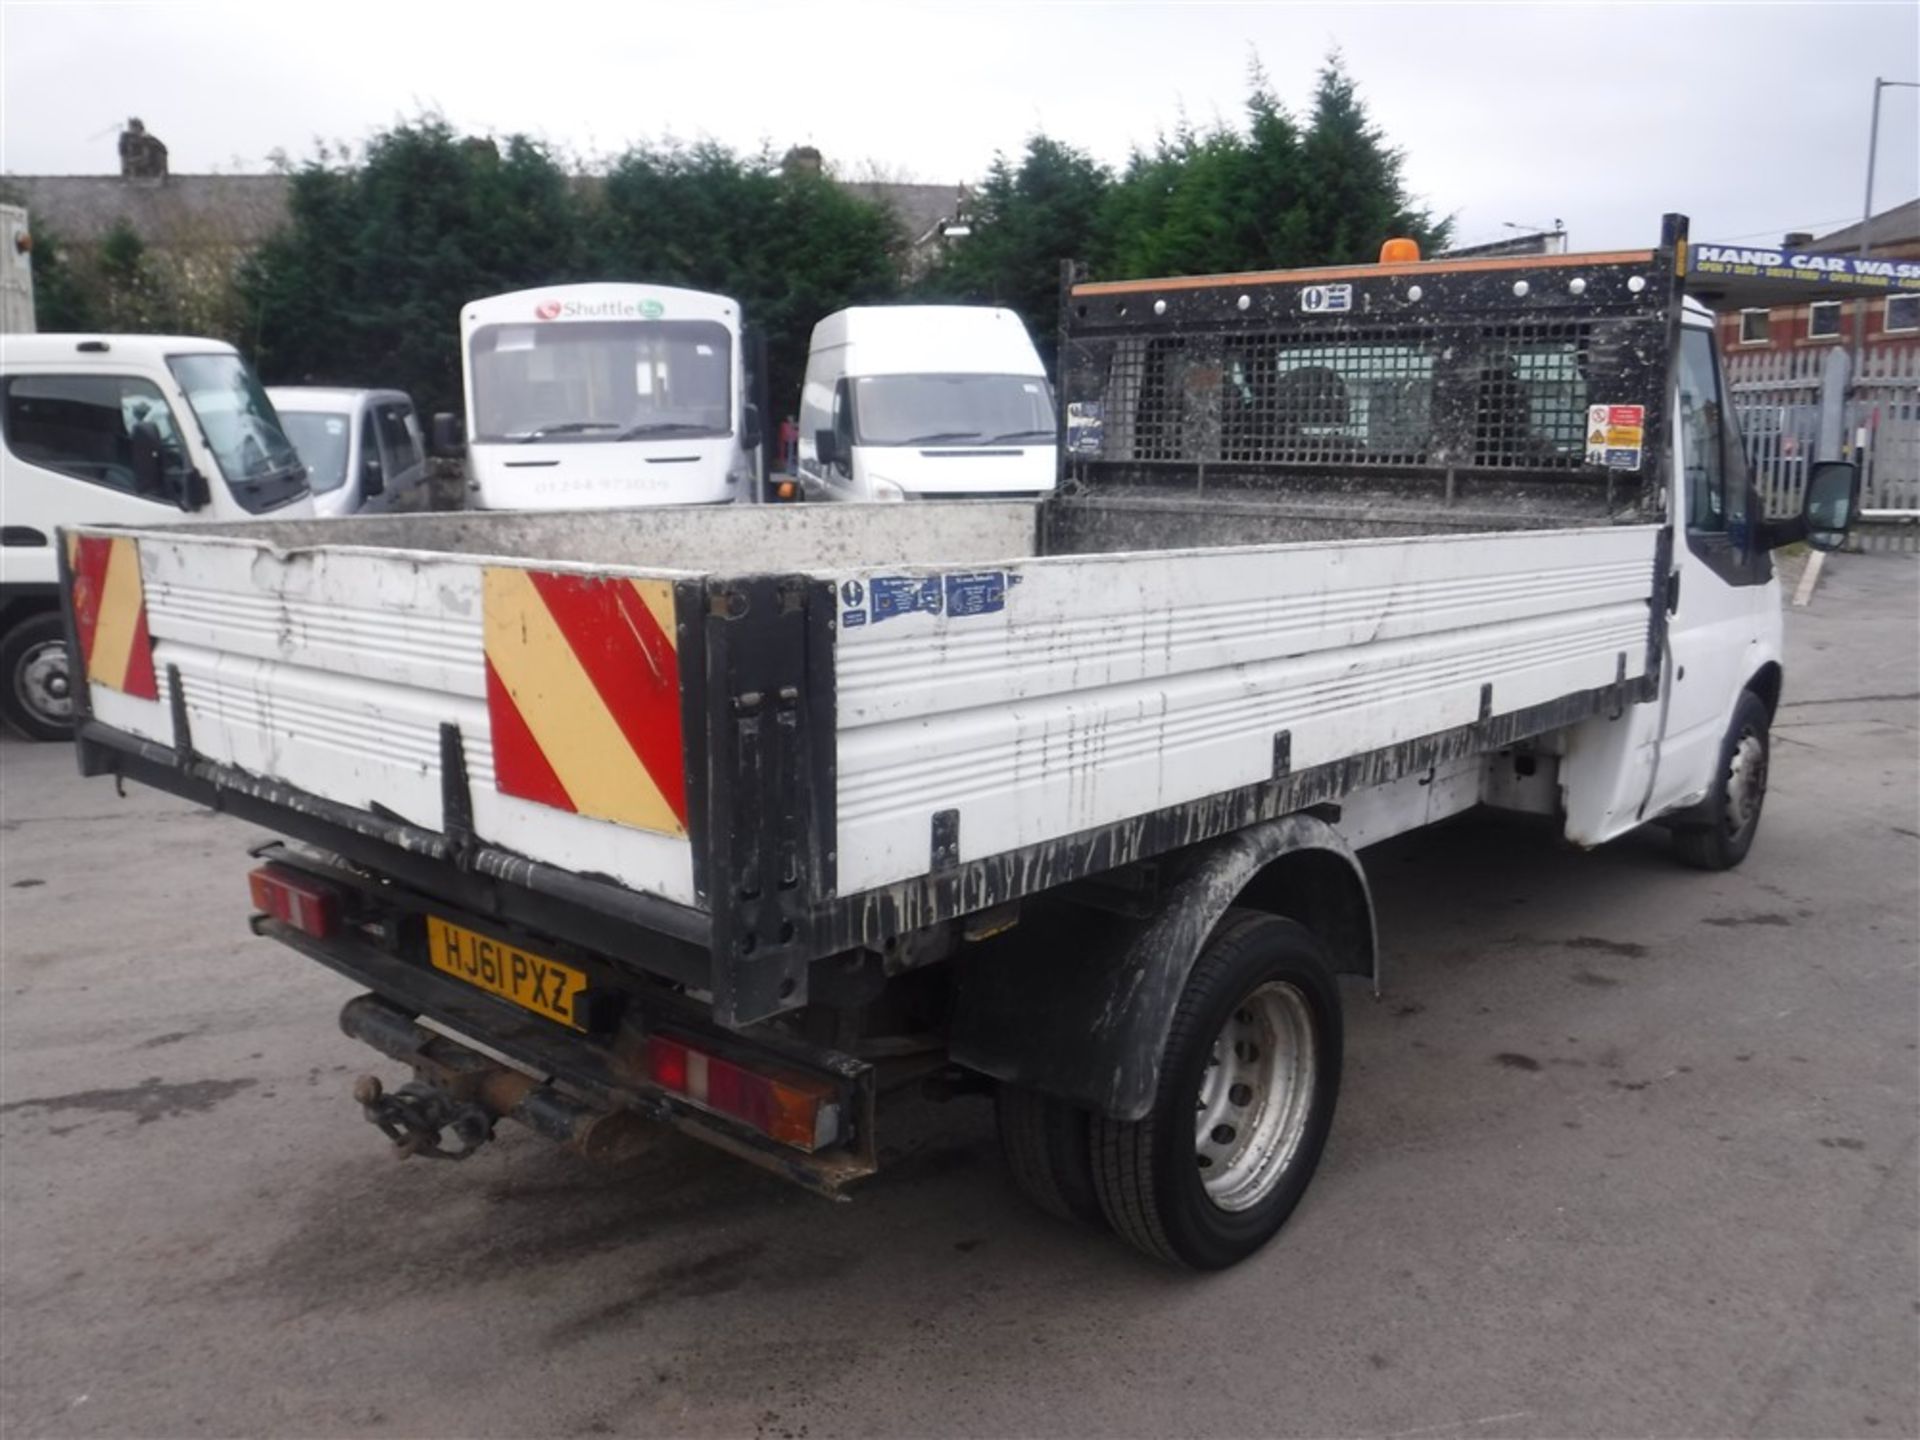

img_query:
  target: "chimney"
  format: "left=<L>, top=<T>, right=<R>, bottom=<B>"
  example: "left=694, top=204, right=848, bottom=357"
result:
left=1782, top=231, right=1813, bottom=249
left=118, top=117, right=169, bottom=181
left=781, top=145, right=824, bottom=178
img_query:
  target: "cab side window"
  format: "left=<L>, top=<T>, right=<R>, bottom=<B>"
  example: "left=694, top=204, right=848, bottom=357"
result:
left=830, top=378, right=854, bottom=472
left=374, top=402, right=421, bottom=475
left=360, top=412, right=385, bottom=490
left=2, top=374, right=188, bottom=499
left=1677, top=329, right=1727, bottom=534
left=1677, top=326, right=1767, bottom=585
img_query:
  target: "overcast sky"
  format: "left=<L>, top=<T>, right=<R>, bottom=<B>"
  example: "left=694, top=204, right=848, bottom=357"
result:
left=3, top=1, right=1916, bottom=253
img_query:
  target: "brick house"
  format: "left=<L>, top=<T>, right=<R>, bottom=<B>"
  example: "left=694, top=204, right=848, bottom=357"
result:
left=1714, top=199, right=1920, bottom=356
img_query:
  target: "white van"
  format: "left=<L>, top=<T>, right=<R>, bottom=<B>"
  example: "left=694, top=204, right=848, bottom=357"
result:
left=797, top=306, right=1057, bottom=501
left=0, top=333, right=311, bottom=737
left=269, top=387, right=429, bottom=518
left=447, top=283, right=764, bottom=510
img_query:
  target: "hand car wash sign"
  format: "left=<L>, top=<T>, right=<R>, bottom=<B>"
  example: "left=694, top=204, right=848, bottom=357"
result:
left=1690, top=244, right=1920, bottom=292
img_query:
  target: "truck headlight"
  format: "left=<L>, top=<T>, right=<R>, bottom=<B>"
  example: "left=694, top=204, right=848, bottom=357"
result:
left=870, top=478, right=907, bottom=502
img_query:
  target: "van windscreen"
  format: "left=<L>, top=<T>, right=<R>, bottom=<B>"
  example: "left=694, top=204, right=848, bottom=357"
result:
left=469, top=320, right=732, bottom=442
left=852, top=374, right=1055, bottom=447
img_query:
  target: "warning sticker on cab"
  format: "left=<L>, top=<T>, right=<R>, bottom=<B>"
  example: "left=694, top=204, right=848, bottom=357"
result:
left=1585, top=404, right=1645, bottom=470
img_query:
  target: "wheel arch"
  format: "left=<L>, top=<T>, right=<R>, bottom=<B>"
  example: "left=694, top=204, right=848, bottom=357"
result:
left=1745, top=660, right=1783, bottom=720
left=950, top=813, right=1374, bottom=1123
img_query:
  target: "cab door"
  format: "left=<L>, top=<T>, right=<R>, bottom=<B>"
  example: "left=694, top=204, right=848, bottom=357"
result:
left=1643, top=323, right=1781, bottom=818
left=0, top=370, right=197, bottom=588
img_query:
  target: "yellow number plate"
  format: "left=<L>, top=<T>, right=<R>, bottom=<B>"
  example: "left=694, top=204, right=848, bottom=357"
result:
left=426, top=917, right=588, bottom=1031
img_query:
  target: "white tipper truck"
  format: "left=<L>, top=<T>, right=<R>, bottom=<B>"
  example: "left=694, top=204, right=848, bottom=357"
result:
left=59, top=216, right=1857, bottom=1268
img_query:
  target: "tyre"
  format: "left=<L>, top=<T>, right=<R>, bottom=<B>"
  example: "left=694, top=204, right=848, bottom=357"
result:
left=995, top=1083, right=1105, bottom=1227
left=1091, top=910, right=1342, bottom=1270
left=1, top=613, right=76, bottom=741
left=1671, top=690, right=1771, bottom=871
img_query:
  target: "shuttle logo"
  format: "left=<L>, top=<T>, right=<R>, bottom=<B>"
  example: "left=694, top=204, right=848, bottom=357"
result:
left=533, top=297, right=668, bottom=321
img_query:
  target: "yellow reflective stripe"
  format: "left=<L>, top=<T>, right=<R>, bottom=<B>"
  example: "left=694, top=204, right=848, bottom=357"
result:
left=482, top=567, right=685, bottom=836
left=89, top=538, right=144, bottom=689
left=631, top=578, right=676, bottom=648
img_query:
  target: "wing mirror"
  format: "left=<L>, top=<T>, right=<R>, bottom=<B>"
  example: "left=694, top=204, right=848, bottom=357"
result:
left=431, top=412, right=464, bottom=457
left=131, top=420, right=202, bottom=512
left=814, top=428, right=837, bottom=469
left=1801, top=459, right=1860, bottom=552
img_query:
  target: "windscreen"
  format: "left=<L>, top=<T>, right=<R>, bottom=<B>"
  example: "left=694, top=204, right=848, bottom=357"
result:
left=167, top=353, right=309, bottom=512
left=469, top=319, right=733, bottom=442
left=276, top=411, right=351, bottom=493
left=852, top=373, right=1055, bottom=446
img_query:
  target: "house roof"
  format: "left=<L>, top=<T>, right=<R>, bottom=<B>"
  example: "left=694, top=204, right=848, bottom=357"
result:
left=1809, top=198, right=1920, bottom=253
left=840, top=182, right=964, bottom=245
left=6, top=171, right=970, bottom=255
left=5, top=174, right=292, bottom=250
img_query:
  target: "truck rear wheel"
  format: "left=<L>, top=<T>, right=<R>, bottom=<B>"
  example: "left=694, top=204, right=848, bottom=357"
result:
left=995, top=1084, right=1105, bottom=1227
left=1, top=612, right=75, bottom=741
left=1091, top=911, right=1342, bottom=1269
left=1671, top=690, right=1770, bottom=871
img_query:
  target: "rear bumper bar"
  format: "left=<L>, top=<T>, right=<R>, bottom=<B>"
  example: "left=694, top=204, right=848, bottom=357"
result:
left=78, top=720, right=714, bottom=983
left=256, top=913, right=879, bottom=1196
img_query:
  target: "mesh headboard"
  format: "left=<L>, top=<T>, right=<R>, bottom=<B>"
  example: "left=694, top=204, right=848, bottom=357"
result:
left=1057, top=216, right=1688, bottom=515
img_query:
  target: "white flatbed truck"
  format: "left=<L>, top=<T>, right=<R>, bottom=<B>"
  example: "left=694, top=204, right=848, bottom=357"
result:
left=60, top=216, right=1858, bottom=1268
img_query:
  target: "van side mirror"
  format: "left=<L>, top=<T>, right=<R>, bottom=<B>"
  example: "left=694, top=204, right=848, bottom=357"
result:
left=362, top=453, right=385, bottom=497
left=131, top=420, right=198, bottom=511
left=814, top=428, right=837, bottom=469
left=129, top=420, right=167, bottom=500
left=431, top=412, right=464, bottom=456
left=742, top=403, right=763, bottom=451
left=1802, top=459, right=1860, bottom=552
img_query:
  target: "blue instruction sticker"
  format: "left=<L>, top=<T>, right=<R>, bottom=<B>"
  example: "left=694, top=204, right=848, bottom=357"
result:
left=841, top=609, right=867, bottom=629
left=944, top=570, right=1008, bottom=618
left=1066, top=401, right=1104, bottom=456
left=869, top=575, right=944, bottom=623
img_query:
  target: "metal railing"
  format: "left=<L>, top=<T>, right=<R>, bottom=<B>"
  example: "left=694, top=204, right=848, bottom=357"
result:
left=1727, top=345, right=1920, bottom=530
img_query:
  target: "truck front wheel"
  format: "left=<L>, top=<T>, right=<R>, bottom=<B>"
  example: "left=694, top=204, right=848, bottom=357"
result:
left=1671, top=689, right=1771, bottom=871
left=1091, top=911, right=1342, bottom=1269
left=1, top=613, right=76, bottom=741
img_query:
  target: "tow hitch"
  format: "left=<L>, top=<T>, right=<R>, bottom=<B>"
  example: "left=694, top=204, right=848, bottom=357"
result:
left=340, top=994, right=654, bottom=1164
left=353, top=1075, right=493, bottom=1161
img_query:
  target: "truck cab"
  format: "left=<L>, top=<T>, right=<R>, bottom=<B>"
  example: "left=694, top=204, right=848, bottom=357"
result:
left=450, top=284, right=764, bottom=510
left=797, top=305, right=1058, bottom=501
left=0, top=334, right=310, bottom=738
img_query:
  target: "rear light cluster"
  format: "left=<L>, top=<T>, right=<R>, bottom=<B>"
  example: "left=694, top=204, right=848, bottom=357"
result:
left=248, top=864, right=341, bottom=939
left=646, top=1034, right=841, bottom=1152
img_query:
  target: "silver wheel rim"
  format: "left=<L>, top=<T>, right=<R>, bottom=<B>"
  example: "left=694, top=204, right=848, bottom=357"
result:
left=1724, top=727, right=1767, bottom=837
left=16, top=639, right=72, bottom=724
left=1196, top=981, right=1316, bottom=1212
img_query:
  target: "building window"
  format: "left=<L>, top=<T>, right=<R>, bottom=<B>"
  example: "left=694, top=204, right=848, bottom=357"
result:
left=1738, top=309, right=1771, bottom=345
left=1886, top=294, right=1920, bottom=334
left=1807, top=301, right=1843, bottom=341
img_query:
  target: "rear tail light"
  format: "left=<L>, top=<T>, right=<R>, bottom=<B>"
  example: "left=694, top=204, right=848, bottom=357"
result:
left=248, top=864, right=341, bottom=939
left=645, top=1034, right=841, bottom=1152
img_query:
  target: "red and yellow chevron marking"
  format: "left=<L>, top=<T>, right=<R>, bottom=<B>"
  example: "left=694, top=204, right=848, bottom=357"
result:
left=483, top=568, right=687, bottom=837
left=65, top=534, right=158, bottom=700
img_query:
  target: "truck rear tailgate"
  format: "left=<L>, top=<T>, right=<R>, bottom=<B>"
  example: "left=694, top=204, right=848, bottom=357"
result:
left=67, top=529, right=700, bottom=906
